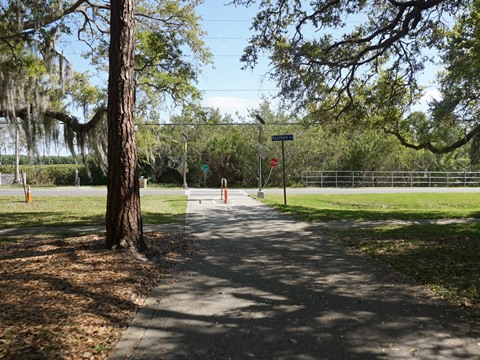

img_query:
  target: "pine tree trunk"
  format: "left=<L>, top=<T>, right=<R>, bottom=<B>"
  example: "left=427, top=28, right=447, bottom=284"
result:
left=105, top=0, right=145, bottom=251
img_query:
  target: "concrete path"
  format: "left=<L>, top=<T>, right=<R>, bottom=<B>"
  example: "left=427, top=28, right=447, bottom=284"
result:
left=109, top=189, right=479, bottom=360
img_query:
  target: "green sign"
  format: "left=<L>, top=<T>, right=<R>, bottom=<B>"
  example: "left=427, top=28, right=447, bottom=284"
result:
left=201, top=164, right=209, bottom=173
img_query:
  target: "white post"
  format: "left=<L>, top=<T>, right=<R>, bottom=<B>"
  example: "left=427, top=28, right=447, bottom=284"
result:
left=255, top=114, right=266, bottom=198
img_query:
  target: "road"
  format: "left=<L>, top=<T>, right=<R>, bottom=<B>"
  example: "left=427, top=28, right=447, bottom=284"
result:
left=1, top=186, right=480, bottom=197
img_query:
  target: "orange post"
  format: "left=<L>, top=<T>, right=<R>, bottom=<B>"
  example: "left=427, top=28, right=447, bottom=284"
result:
left=27, top=186, right=32, bottom=203
left=221, top=178, right=228, bottom=203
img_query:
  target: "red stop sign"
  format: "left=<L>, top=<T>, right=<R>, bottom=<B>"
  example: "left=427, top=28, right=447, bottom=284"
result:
left=270, top=158, right=279, bottom=167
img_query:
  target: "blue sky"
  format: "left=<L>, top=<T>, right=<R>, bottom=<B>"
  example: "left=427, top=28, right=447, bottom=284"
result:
left=195, top=0, right=278, bottom=119
left=195, top=0, right=441, bottom=117
left=59, top=0, right=277, bottom=120
left=60, top=0, right=440, bottom=120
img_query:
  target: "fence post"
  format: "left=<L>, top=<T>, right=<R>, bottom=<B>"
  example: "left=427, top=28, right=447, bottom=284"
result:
left=295, top=170, right=478, bottom=188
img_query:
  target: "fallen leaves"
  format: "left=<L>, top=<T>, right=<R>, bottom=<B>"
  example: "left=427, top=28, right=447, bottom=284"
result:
left=0, top=231, right=198, bottom=359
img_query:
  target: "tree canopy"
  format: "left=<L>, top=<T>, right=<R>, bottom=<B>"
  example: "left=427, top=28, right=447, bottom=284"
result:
left=233, top=0, right=480, bottom=153
left=0, top=0, right=211, bottom=165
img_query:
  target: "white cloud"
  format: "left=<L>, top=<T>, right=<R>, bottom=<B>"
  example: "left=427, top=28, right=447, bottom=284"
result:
left=203, top=96, right=261, bottom=116
left=411, top=88, right=443, bottom=113
left=422, top=88, right=442, bottom=102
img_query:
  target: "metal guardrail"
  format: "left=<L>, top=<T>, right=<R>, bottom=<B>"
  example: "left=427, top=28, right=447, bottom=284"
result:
left=301, top=171, right=480, bottom=188
left=0, top=173, right=15, bottom=186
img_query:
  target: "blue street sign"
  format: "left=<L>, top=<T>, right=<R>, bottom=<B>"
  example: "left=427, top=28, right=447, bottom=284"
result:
left=272, top=134, right=294, bottom=142
left=201, top=164, right=209, bottom=173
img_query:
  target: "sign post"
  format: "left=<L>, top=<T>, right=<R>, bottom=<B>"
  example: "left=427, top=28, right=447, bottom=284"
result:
left=201, top=164, right=209, bottom=188
left=271, top=134, right=294, bottom=205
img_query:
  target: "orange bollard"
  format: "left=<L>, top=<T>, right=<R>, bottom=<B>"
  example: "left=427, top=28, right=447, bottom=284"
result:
left=224, top=188, right=228, bottom=204
left=27, top=186, right=32, bottom=203
left=220, top=178, right=228, bottom=202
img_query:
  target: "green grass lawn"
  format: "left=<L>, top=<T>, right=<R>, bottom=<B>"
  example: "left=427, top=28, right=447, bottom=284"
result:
left=260, top=192, right=480, bottom=221
left=331, top=223, right=480, bottom=311
left=0, top=195, right=187, bottom=229
left=260, top=193, right=480, bottom=314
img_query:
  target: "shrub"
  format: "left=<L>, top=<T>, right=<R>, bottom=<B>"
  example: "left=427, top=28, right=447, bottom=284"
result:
left=0, top=161, right=107, bottom=186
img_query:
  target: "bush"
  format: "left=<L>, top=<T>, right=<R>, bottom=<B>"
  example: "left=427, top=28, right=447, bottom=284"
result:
left=0, top=161, right=107, bottom=186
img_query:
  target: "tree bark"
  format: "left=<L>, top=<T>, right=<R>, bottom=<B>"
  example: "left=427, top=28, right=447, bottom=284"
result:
left=105, top=0, right=145, bottom=251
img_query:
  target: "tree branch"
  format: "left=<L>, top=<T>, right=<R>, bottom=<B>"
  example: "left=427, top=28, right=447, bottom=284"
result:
left=43, top=108, right=107, bottom=133
left=384, top=123, right=480, bottom=154
left=0, top=107, right=107, bottom=134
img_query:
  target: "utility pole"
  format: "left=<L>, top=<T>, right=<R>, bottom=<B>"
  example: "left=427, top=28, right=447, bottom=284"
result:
left=182, top=132, right=188, bottom=189
left=255, top=114, right=266, bottom=198
left=14, top=124, right=20, bottom=184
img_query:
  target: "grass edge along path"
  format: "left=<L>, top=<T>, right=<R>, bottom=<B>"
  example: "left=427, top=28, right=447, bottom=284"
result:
left=0, top=195, right=187, bottom=230
left=258, top=193, right=480, bottom=319
left=259, top=192, right=480, bottom=222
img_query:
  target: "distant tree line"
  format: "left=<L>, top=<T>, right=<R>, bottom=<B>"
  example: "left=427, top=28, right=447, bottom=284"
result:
left=135, top=103, right=478, bottom=188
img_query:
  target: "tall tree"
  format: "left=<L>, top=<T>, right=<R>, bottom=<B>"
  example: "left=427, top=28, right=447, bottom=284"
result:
left=105, top=0, right=143, bottom=250
left=0, top=0, right=210, bottom=251
left=0, top=1, right=209, bottom=166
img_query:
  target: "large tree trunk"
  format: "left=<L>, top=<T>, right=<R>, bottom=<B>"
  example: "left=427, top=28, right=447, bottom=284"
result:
left=105, top=0, right=145, bottom=251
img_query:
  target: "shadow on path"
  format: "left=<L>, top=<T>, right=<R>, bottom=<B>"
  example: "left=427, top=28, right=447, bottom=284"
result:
left=111, top=190, right=479, bottom=360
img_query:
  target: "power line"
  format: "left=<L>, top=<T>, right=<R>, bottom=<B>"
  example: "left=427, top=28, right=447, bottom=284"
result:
left=142, top=122, right=304, bottom=126
left=201, top=89, right=279, bottom=92
left=201, top=19, right=252, bottom=22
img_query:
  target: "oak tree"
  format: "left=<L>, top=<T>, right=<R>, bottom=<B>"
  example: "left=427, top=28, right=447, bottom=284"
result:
left=234, top=0, right=479, bottom=153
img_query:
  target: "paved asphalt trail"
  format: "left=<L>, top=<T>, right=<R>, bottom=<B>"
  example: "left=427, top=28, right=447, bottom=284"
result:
left=110, top=189, right=479, bottom=360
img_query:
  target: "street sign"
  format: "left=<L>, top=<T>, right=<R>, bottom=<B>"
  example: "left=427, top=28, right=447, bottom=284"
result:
left=271, top=135, right=294, bottom=205
left=201, top=164, right=209, bottom=173
left=272, top=134, right=294, bottom=142
left=270, top=158, right=279, bottom=167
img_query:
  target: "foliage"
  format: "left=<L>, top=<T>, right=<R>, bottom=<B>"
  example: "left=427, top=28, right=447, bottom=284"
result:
left=0, top=161, right=107, bottom=185
left=0, top=155, right=76, bottom=165
left=435, top=0, right=480, bottom=125
left=132, top=100, right=477, bottom=187
left=234, top=0, right=455, bottom=108
left=233, top=0, right=480, bottom=154
left=134, top=0, right=210, bottom=115
left=0, top=0, right=211, bottom=168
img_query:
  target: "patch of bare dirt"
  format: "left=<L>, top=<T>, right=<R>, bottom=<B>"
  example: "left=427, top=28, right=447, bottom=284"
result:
left=0, top=232, right=198, bottom=359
